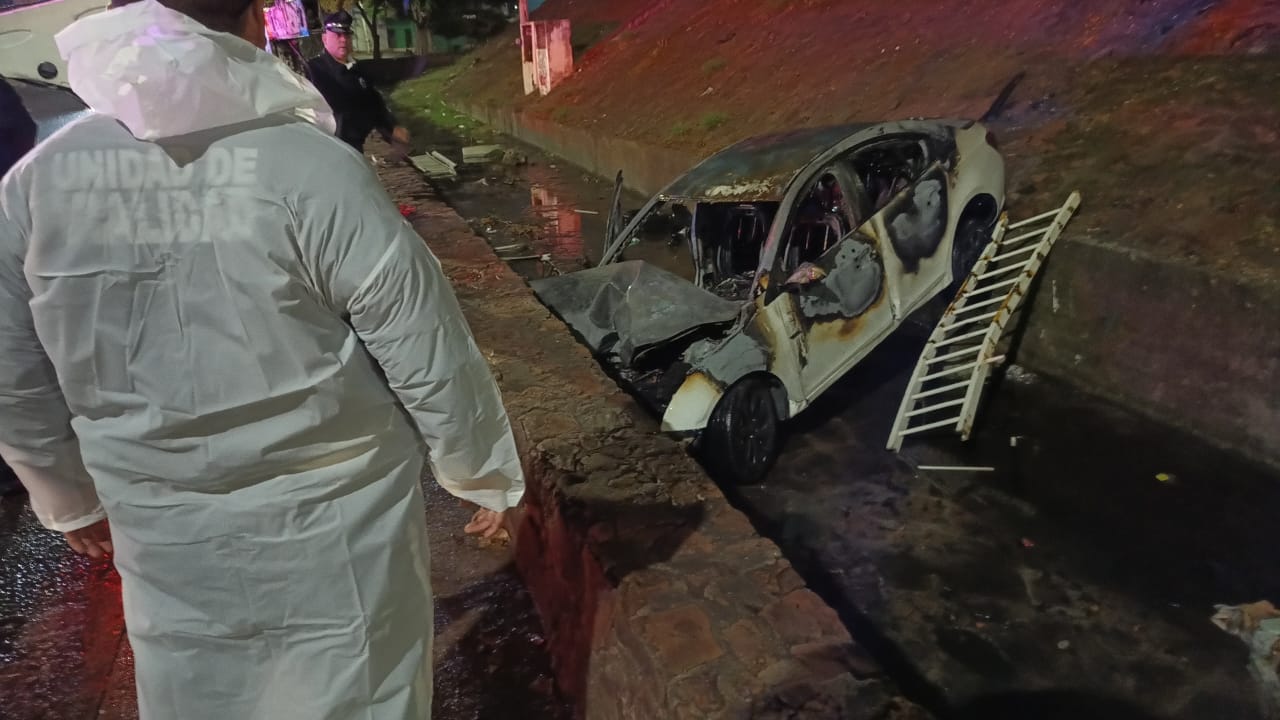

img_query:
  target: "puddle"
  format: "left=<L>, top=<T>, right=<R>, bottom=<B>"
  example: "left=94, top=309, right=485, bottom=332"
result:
left=398, top=123, right=697, bottom=283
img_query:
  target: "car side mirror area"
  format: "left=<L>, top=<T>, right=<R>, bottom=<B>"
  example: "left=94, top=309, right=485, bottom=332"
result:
left=783, top=262, right=827, bottom=291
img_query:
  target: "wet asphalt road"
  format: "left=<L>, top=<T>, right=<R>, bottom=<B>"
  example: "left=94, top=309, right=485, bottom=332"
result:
left=0, top=473, right=568, bottom=720
left=414, top=126, right=1280, bottom=720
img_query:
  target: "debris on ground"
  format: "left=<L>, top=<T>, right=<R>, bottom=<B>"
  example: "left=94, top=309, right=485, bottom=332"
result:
left=501, top=149, right=529, bottom=167
left=463, top=144, right=505, bottom=164
left=409, top=151, right=459, bottom=179
left=1211, top=600, right=1280, bottom=719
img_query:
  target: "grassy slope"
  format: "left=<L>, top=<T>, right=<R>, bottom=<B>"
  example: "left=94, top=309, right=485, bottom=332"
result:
left=394, top=0, right=1280, bottom=280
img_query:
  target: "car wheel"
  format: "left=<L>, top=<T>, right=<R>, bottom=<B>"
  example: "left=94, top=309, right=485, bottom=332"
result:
left=702, top=377, right=781, bottom=486
left=949, top=215, right=995, bottom=298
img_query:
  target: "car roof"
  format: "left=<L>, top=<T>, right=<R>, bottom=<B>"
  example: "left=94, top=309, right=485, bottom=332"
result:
left=658, top=119, right=970, bottom=204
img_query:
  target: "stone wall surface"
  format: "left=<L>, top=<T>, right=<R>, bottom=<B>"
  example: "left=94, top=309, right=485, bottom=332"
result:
left=375, top=158, right=932, bottom=720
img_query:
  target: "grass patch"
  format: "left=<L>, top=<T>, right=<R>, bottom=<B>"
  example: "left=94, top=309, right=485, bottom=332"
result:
left=699, top=111, right=729, bottom=131
left=701, top=57, right=727, bottom=74
left=668, top=120, right=693, bottom=139
left=389, top=68, right=483, bottom=134
left=572, top=21, right=620, bottom=55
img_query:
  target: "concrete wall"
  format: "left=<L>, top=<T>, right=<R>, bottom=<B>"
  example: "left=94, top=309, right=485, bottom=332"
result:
left=456, top=103, right=1280, bottom=471
left=464, top=102, right=696, bottom=196
left=1018, top=240, right=1280, bottom=468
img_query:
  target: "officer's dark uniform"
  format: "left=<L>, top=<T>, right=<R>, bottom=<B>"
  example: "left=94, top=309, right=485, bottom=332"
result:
left=1, top=75, right=38, bottom=178
left=306, top=11, right=398, bottom=153
left=0, top=75, right=36, bottom=497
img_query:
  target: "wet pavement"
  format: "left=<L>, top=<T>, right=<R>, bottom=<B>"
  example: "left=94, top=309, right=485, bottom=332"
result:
left=737, top=334, right=1279, bottom=720
left=0, top=466, right=569, bottom=720
left=403, top=123, right=1280, bottom=719
left=0, top=493, right=123, bottom=720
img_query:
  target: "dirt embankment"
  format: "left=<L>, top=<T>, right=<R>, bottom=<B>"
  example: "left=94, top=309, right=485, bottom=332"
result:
left=427, top=0, right=1280, bottom=281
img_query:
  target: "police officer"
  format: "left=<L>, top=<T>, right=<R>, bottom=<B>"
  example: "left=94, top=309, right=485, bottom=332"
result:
left=1, top=75, right=37, bottom=179
left=306, top=10, right=410, bottom=153
left=0, top=74, right=36, bottom=498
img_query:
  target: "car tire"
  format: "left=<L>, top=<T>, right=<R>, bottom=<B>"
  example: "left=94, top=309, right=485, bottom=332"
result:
left=702, top=377, right=781, bottom=486
left=949, top=215, right=995, bottom=298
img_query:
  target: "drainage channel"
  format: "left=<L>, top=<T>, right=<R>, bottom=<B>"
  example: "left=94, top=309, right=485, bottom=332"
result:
left=401, top=119, right=1280, bottom=720
left=399, top=121, right=975, bottom=719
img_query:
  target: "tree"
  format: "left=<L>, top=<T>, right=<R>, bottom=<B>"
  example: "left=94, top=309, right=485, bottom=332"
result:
left=406, top=0, right=434, bottom=55
left=351, top=0, right=391, bottom=59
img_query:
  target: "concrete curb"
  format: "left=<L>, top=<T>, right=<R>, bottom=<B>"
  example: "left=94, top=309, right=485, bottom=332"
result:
left=375, top=161, right=932, bottom=719
left=452, top=102, right=1280, bottom=471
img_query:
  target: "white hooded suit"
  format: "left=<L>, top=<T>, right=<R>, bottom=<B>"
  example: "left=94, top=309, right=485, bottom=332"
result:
left=0, top=3, right=524, bottom=718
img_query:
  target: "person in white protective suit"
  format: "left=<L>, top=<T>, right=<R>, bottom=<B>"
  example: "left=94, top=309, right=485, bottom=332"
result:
left=0, top=0, right=525, bottom=717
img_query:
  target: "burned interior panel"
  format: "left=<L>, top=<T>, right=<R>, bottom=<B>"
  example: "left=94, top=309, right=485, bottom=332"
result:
left=791, top=240, right=884, bottom=320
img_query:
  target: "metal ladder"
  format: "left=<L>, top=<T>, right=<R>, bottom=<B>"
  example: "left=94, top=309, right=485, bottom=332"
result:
left=886, top=191, right=1082, bottom=451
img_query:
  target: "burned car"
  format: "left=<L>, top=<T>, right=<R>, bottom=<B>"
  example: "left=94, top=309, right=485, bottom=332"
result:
left=535, top=119, right=1007, bottom=484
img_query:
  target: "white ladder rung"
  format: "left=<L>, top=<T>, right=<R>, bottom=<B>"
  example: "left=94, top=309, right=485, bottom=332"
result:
left=943, top=310, right=1001, bottom=332
left=919, top=355, right=1000, bottom=382
left=960, top=275, right=1023, bottom=298
left=989, top=243, right=1042, bottom=264
left=1009, top=207, right=1062, bottom=228
left=998, top=228, right=1050, bottom=245
left=973, top=259, right=1035, bottom=281
left=952, top=294, right=1008, bottom=316
left=927, top=344, right=986, bottom=365
left=926, top=356, right=983, bottom=381
left=899, top=415, right=965, bottom=436
left=906, top=397, right=966, bottom=418
left=931, top=327, right=990, bottom=349
left=911, top=379, right=971, bottom=401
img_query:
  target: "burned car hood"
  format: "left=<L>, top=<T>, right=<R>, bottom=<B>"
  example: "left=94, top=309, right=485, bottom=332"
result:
left=530, top=260, right=742, bottom=366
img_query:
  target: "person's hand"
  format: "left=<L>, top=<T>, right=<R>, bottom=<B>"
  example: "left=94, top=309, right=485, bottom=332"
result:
left=391, top=126, right=411, bottom=146
left=463, top=508, right=507, bottom=540
left=64, top=518, right=113, bottom=559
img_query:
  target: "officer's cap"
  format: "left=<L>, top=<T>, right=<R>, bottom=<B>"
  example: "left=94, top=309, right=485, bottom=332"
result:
left=323, top=10, right=354, bottom=34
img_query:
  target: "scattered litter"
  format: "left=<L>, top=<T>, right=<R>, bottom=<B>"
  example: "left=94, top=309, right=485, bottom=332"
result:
left=1020, top=537, right=1036, bottom=548
left=1212, top=601, right=1280, bottom=719
left=408, top=151, right=458, bottom=179
left=918, top=465, right=997, bottom=472
left=1009, top=435, right=1023, bottom=447
left=397, top=204, right=415, bottom=218
left=1155, top=472, right=1176, bottom=483
left=500, top=253, right=553, bottom=262
left=492, top=244, right=525, bottom=253
left=1057, top=640, right=1071, bottom=650
left=462, top=145, right=504, bottom=164
left=573, top=209, right=600, bottom=215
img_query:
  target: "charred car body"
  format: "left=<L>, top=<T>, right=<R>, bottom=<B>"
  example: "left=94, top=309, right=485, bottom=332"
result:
left=532, top=120, right=1006, bottom=484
